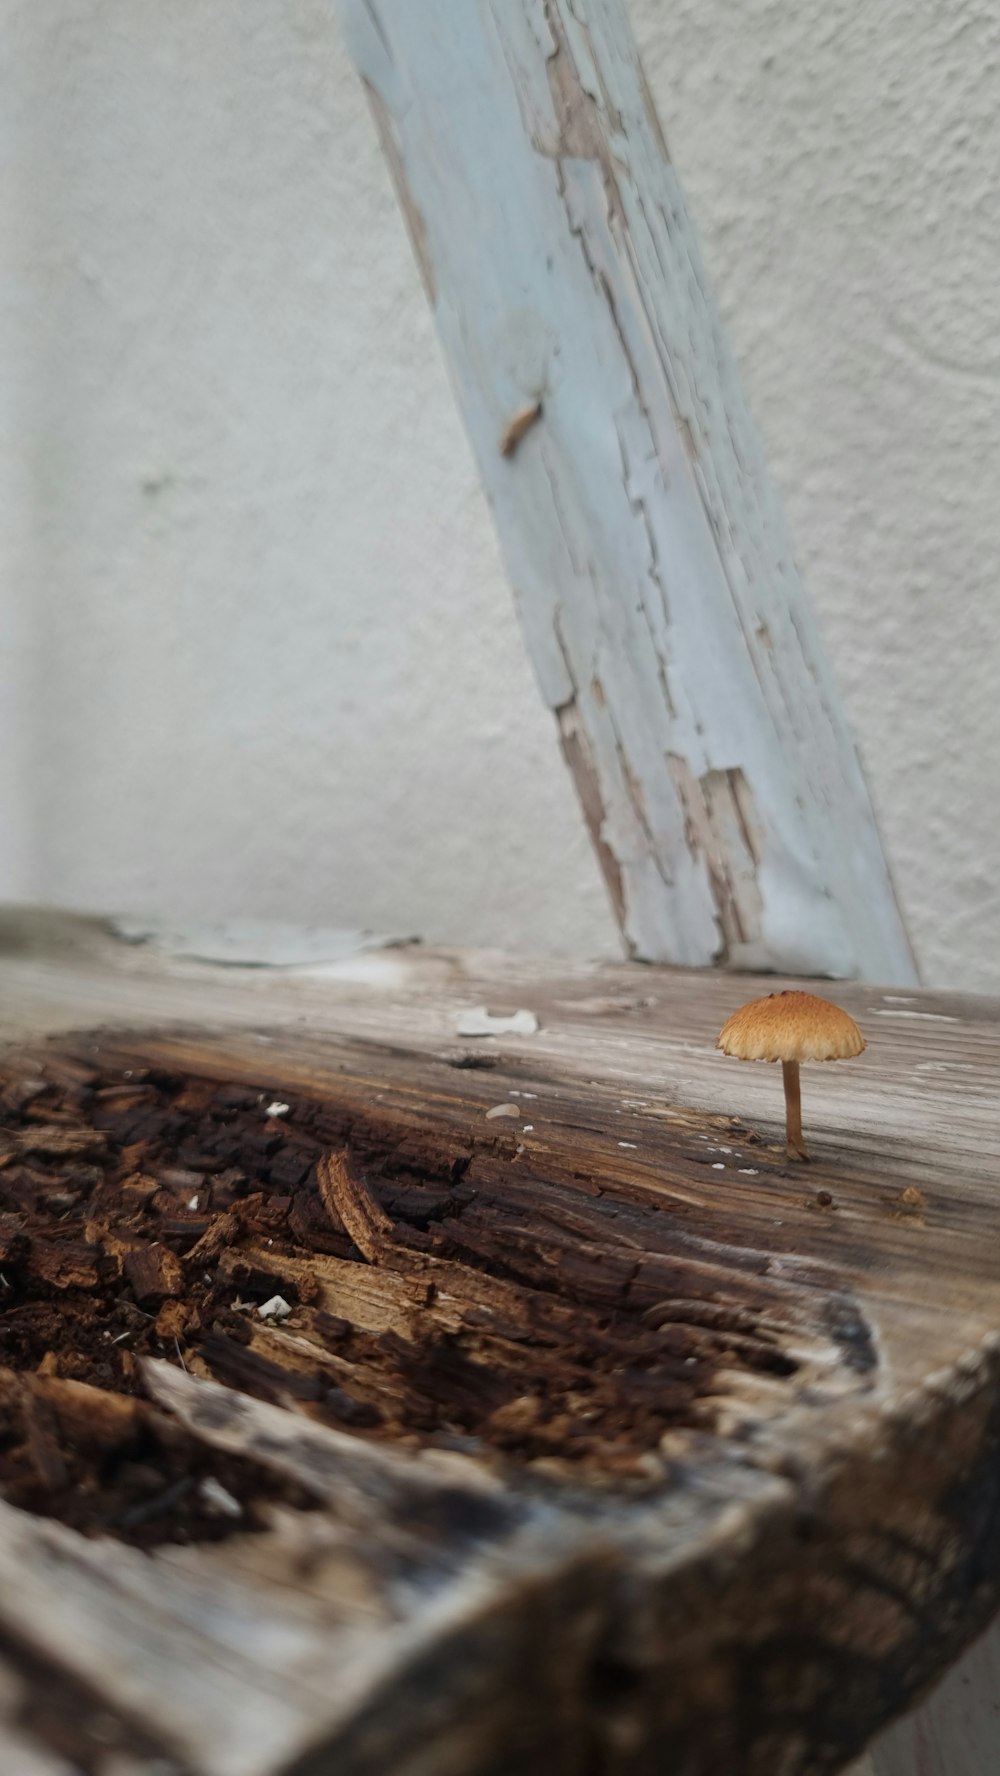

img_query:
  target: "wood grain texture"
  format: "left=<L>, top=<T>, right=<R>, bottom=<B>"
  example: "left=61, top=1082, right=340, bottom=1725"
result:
left=336, top=0, right=916, bottom=984
left=0, top=913, right=997, bottom=1773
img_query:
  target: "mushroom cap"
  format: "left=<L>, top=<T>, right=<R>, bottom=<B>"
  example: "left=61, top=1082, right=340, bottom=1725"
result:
left=716, top=990, right=866, bottom=1064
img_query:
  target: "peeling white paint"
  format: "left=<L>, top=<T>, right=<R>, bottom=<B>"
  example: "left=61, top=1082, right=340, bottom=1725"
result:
left=340, top=0, right=917, bottom=985
left=110, top=917, right=401, bottom=968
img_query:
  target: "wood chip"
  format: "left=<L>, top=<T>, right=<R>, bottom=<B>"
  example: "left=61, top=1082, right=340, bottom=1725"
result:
left=184, top=1212, right=239, bottom=1262
left=0, top=1215, right=27, bottom=1267
left=28, top=1239, right=108, bottom=1292
left=123, top=1243, right=185, bottom=1306
left=155, top=1299, right=197, bottom=1340
left=15, top=1126, right=107, bottom=1158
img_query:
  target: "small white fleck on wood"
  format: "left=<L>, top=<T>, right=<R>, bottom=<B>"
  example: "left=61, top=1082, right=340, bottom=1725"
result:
left=876, top=1010, right=958, bottom=1023
left=258, top=1295, right=293, bottom=1321
left=456, top=1007, right=539, bottom=1037
left=198, top=1476, right=243, bottom=1519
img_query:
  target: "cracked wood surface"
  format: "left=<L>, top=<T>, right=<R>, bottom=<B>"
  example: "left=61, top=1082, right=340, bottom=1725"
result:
left=0, top=912, right=997, bottom=1773
left=336, top=0, right=916, bottom=984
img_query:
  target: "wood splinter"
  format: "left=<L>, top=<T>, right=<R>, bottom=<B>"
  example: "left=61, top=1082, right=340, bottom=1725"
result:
left=498, top=400, right=542, bottom=457
left=316, top=1150, right=394, bottom=1263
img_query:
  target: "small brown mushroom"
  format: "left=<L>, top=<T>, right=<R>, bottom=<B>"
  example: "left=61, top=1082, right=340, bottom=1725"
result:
left=716, top=990, right=866, bottom=1162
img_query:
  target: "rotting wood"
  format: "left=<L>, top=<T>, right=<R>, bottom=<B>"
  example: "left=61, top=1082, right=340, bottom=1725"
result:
left=336, top=0, right=916, bottom=984
left=1, top=1040, right=842, bottom=1486
left=0, top=914, right=997, bottom=1771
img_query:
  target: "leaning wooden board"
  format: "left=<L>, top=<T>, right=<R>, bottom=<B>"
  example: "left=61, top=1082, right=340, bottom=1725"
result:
left=0, top=909, right=997, bottom=1775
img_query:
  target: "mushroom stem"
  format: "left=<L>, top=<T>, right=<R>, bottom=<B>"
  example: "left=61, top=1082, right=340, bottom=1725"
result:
left=782, top=1059, right=809, bottom=1161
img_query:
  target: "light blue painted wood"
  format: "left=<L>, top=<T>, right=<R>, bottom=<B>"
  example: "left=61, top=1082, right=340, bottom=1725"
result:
left=338, top=0, right=917, bottom=985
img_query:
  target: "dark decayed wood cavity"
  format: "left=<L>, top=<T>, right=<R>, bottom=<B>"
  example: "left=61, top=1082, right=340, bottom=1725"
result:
left=0, top=1036, right=859, bottom=1543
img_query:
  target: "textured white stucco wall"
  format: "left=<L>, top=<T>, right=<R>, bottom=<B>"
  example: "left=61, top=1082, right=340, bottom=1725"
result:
left=2, top=1, right=998, bottom=988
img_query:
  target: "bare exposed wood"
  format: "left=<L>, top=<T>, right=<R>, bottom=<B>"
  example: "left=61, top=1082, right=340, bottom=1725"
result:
left=336, top=0, right=916, bottom=984
left=0, top=911, right=997, bottom=1772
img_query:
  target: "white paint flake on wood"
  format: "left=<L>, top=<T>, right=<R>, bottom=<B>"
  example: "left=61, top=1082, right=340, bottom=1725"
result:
left=337, top=0, right=917, bottom=985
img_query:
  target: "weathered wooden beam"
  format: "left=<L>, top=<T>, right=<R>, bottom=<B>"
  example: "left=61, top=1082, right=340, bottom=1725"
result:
left=0, top=912, right=997, bottom=1772
left=336, top=0, right=916, bottom=984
